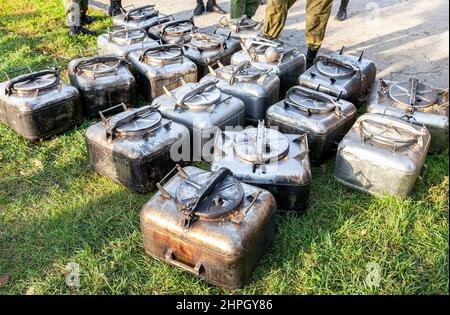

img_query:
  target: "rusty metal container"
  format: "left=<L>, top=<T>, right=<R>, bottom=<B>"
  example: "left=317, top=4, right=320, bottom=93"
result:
left=215, top=16, right=262, bottom=43
left=127, top=44, right=197, bottom=102
left=140, top=165, right=276, bottom=289
left=366, top=78, right=449, bottom=153
left=147, top=19, right=196, bottom=44
left=182, top=32, right=241, bottom=78
left=85, top=104, right=190, bottom=193
left=97, top=27, right=158, bottom=58
left=298, top=48, right=376, bottom=105
left=266, top=86, right=357, bottom=163
left=211, top=121, right=311, bottom=211
left=154, top=80, right=245, bottom=161
left=0, top=67, right=82, bottom=141
left=68, top=55, right=136, bottom=118
left=200, top=61, right=280, bottom=125
left=112, top=5, right=172, bottom=31
left=334, top=113, right=431, bottom=198
left=230, top=36, right=305, bottom=97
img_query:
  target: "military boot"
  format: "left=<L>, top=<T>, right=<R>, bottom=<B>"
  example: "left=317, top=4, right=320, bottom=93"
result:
left=306, top=47, right=318, bottom=69
left=206, top=0, right=227, bottom=14
left=194, top=0, right=205, bottom=16
left=108, top=0, right=124, bottom=16
left=80, top=12, right=96, bottom=25
left=335, top=0, right=349, bottom=21
left=70, top=26, right=96, bottom=36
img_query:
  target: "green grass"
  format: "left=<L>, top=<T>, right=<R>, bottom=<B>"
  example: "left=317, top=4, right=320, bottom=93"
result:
left=0, top=0, right=448, bottom=295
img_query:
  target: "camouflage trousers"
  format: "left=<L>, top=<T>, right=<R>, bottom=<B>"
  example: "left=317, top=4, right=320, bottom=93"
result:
left=230, top=0, right=261, bottom=19
left=263, top=0, right=334, bottom=50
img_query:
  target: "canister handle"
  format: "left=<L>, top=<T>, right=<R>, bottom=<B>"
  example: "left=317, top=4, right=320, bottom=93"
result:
left=160, top=19, right=195, bottom=35
left=284, top=86, right=337, bottom=115
left=165, top=249, right=204, bottom=275
left=139, top=44, right=183, bottom=62
left=315, top=55, right=362, bottom=79
left=98, top=103, right=129, bottom=124
left=177, top=80, right=218, bottom=107
left=74, top=55, right=124, bottom=79
left=107, top=27, right=147, bottom=44
left=156, top=164, right=188, bottom=199
left=124, top=5, right=157, bottom=21
left=4, top=69, right=60, bottom=96
left=229, top=61, right=252, bottom=84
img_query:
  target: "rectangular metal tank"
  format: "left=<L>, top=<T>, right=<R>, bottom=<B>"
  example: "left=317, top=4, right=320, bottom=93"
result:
left=0, top=68, right=82, bottom=141
left=266, top=86, right=357, bottom=163
left=230, top=36, right=306, bottom=98
left=334, top=113, right=431, bottom=198
left=200, top=61, right=280, bottom=125
left=153, top=80, right=246, bottom=161
left=85, top=104, right=190, bottom=193
left=147, top=19, right=196, bottom=44
left=68, top=55, right=136, bottom=118
left=127, top=45, right=198, bottom=102
left=210, top=121, right=312, bottom=211
left=182, top=32, right=241, bottom=79
left=140, top=165, right=276, bottom=289
left=298, top=48, right=376, bottom=105
left=366, top=78, right=448, bottom=153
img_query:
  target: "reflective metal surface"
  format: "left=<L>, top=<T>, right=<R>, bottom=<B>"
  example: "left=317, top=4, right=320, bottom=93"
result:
left=148, top=19, right=196, bottom=45
left=112, top=5, right=172, bottom=31
left=215, top=16, right=262, bottom=43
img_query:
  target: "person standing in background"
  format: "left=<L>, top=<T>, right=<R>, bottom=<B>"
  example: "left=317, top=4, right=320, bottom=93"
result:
left=335, top=0, right=349, bottom=21
left=194, top=0, right=227, bottom=16
left=262, top=0, right=334, bottom=68
left=230, top=0, right=261, bottom=19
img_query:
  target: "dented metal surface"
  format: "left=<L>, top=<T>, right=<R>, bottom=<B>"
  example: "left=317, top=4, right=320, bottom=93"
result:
left=97, top=27, right=158, bottom=58
left=112, top=5, right=172, bottom=31
left=182, top=32, right=241, bottom=78
left=140, top=165, right=276, bottom=289
left=68, top=55, right=137, bottom=118
left=148, top=19, right=197, bottom=44
left=366, top=78, right=449, bottom=153
left=0, top=68, right=82, bottom=141
left=153, top=80, right=245, bottom=161
left=85, top=104, right=190, bottom=193
left=334, top=113, right=431, bottom=198
left=230, top=36, right=306, bottom=97
left=215, top=16, right=263, bottom=43
left=127, top=44, right=197, bottom=101
left=211, top=121, right=312, bottom=211
left=266, top=86, right=357, bottom=163
left=299, top=48, right=377, bottom=105
left=200, top=61, right=280, bottom=125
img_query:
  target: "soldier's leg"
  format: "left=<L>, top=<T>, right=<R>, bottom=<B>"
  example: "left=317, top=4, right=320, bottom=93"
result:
left=109, top=0, right=123, bottom=16
left=63, top=0, right=95, bottom=35
left=305, top=0, right=333, bottom=67
left=206, top=0, right=227, bottom=14
left=335, top=0, right=349, bottom=21
left=245, top=0, right=261, bottom=18
left=263, top=0, right=297, bottom=38
left=230, top=0, right=247, bottom=19
left=79, top=0, right=97, bottom=25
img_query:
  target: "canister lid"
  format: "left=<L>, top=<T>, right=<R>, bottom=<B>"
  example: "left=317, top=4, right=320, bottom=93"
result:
left=76, top=56, right=121, bottom=78
left=285, top=86, right=337, bottom=114
left=173, top=82, right=222, bottom=111
left=223, top=16, right=259, bottom=32
left=233, top=123, right=290, bottom=163
left=175, top=169, right=244, bottom=219
left=142, top=45, right=182, bottom=64
left=163, top=21, right=194, bottom=36
left=388, top=80, right=438, bottom=109
left=190, top=33, right=224, bottom=51
left=125, top=5, right=158, bottom=21
left=115, top=111, right=162, bottom=138
left=10, top=71, right=60, bottom=96
left=218, top=63, right=263, bottom=82
left=317, top=59, right=355, bottom=78
left=110, top=28, right=147, bottom=45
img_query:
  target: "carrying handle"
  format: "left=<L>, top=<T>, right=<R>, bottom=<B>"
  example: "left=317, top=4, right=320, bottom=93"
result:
left=139, top=44, right=183, bottom=62
left=74, top=55, right=124, bottom=79
left=284, top=86, right=338, bottom=115
left=4, top=69, right=60, bottom=96
left=165, top=249, right=203, bottom=275
left=176, top=80, right=218, bottom=107
left=107, top=27, right=147, bottom=43
left=99, top=103, right=128, bottom=125
left=157, top=164, right=188, bottom=199
left=4, top=66, right=32, bottom=80
left=228, top=60, right=252, bottom=84
left=409, top=77, right=419, bottom=106
left=124, top=4, right=157, bottom=21
left=231, top=190, right=261, bottom=224
left=315, top=55, right=362, bottom=78
left=161, top=19, right=195, bottom=35
left=207, top=60, right=225, bottom=75
left=162, top=77, right=187, bottom=97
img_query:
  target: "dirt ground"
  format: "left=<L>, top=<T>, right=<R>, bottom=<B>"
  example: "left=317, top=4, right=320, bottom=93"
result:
left=92, top=0, right=449, bottom=87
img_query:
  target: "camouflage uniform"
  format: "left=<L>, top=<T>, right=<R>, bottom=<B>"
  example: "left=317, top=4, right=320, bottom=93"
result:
left=230, top=0, right=261, bottom=19
left=263, top=0, right=333, bottom=50
left=63, top=0, right=88, bottom=26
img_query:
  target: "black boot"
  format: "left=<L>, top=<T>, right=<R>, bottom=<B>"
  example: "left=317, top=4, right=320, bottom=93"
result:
left=80, top=12, right=96, bottom=26
left=306, top=47, right=318, bottom=69
left=335, top=0, right=349, bottom=21
left=206, top=0, right=227, bottom=14
left=70, top=26, right=96, bottom=36
left=108, top=0, right=124, bottom=16
left=194, top=0, right=205, bottom=16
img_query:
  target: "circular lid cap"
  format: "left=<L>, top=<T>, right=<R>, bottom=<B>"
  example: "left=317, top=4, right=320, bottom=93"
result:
left=233, top=127, right=290, bottom=163
left=127, top=6, right=158, bottom=20
left=163, top=21, right=194, bottom=36
left=360, top=117, right=419, bottom=148
left=218, top=64, right=263, bottom=82
left=190, top=33, right=223, bottom=50
left=286, top=87, right=335, bottom=114
left=115, top=110, right=162, bottom=138
left=227, top=17, right=258, bottom=30
left=12, top=72, right=59, bottom=96
left=174, top=83, right=222, bottom=111
left=175, top=171, right=244, bottom=219
left=388, top=81, right=438, bottom=109
left=142, top=45, right=182, bottom=63
left=111, top=28, right=147, bottom=45
left=317, top=59, right=355, bottom=78
left=77, top=58, right=120, bottom=78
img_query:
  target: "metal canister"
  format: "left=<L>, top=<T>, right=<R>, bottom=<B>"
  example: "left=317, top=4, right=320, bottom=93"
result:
left=148, top=19, right=196, bottom=44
